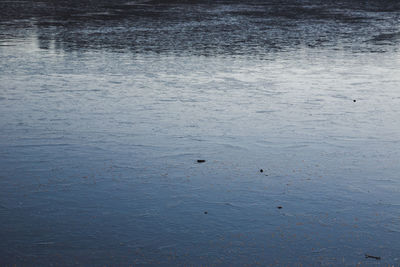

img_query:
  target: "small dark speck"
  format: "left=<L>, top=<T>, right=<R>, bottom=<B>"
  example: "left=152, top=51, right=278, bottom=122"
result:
left=260, top=169, right=263, bottom=173
left=353, top=99, right=356, bottom=102
left=277, top=206, right=282, bottom=209
left=197, top=160, right=206, bottom=163
left=204, top=211, right=208, bottom=214
left=365, top=254, right=381, bottom=260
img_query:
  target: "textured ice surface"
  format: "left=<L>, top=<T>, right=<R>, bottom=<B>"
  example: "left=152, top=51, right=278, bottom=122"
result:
left=1, top=0, right=400, bottom=266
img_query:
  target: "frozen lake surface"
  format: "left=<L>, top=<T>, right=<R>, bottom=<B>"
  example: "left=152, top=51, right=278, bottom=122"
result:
left=1, top=0, right=400, bottom=266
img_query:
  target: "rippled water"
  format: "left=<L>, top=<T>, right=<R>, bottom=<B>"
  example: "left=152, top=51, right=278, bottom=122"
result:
left=1, top=0, right=400, bottom=266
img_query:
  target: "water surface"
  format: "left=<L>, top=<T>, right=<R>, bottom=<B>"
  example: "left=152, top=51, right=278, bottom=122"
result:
left=1, top=0, right=400, bottom=266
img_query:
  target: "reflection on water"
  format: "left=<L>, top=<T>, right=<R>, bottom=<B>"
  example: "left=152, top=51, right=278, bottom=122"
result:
left=1, top=0, right=400, bottom=266
left=2, top=0, right=400, bottom=54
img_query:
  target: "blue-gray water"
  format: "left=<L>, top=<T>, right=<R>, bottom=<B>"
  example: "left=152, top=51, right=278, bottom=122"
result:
left=1, top=0, right=400, bottom=266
